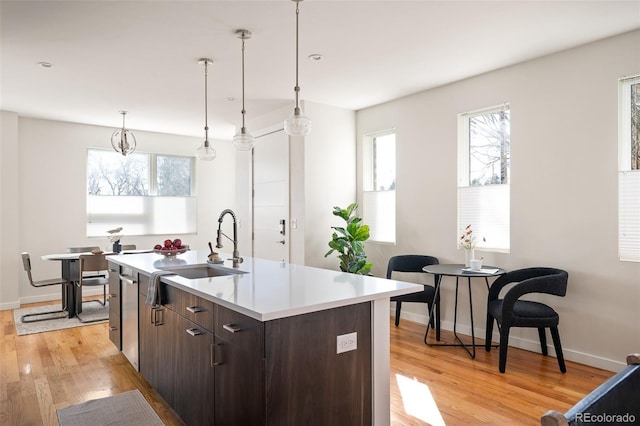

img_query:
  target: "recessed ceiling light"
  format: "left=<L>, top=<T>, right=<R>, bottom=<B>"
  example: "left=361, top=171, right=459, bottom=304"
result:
left=37, top=61, right=53, bottom=68
left=308, top=54, right=323, bottom=61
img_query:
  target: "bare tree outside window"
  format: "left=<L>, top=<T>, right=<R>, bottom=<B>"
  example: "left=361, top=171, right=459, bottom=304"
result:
left=469, top=110, right=510, bottom=186
left=87, top=151, right=150, bottom=195
left=157, top=155, right=192, bottom=196
left=632, top=83, right=639, bottom=170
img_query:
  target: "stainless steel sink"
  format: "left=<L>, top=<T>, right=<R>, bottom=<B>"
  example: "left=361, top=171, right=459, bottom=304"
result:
left=159, top=264, right=246, bottom=279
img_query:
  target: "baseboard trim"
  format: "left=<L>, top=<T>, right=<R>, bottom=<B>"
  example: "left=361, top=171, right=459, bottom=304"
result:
left=0, top=288, right=107, bottom=312
left=391, top=307, right=625, bottom=373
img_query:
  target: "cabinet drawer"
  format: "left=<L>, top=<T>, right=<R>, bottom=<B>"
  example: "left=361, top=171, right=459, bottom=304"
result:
left=108, top=264, right=120, bottom=299
left=164, top=284, right=215, bottom=332
left=109, top=312, right=121, bottom=350
left=215, top=304, right=263, bottom=351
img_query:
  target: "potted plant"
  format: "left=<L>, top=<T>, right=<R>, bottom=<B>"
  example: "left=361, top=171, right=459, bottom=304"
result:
left=324, top=203, right=373, bottom=275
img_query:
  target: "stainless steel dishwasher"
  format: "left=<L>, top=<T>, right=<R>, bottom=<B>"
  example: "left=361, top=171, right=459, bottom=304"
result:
left=120, top=267, right=139, bottom=371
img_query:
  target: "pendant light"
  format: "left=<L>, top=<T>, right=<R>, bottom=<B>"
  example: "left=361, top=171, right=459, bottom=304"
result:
left=284, top=0, right=312, bottom=136
left=232, top=29, right=255, bottom=151
left=111, top=111, right=137, bottom=156
left=195, top=58, right=216, bottom=161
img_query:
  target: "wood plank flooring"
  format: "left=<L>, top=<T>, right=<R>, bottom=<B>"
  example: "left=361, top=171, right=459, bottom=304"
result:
left=1, top=301, right=613, bottom=425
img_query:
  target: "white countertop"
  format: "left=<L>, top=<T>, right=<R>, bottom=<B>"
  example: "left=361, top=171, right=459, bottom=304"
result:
left=107, top=250, right=422, bottom=321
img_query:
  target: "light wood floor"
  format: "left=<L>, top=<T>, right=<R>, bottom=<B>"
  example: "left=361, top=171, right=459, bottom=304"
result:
left=1, top=301, right=613, bottom=426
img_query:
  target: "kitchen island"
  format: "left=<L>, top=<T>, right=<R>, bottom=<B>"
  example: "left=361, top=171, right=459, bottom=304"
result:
left=107, top=250, right=421, bottom=425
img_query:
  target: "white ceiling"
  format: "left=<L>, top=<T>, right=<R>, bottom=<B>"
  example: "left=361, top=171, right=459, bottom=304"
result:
left=2, top=0, right=639, bottom=140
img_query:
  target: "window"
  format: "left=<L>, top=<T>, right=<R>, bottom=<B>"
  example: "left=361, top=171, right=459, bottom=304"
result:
left=362, top=130, right=396, bottom=243
left=457, top=104, right=510, bottom=252
left=86, top=149, right=197, bottom=237
left=619, top=75, right=640, bottom=262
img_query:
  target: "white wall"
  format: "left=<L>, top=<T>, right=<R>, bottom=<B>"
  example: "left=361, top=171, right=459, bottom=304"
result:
left=303, top=101, right=356, bottom=269
left=357, top=30, right=640, bottom=372
left=0, top=111, right=20, bottom=309
left=2, top=116, right=235, bottom=308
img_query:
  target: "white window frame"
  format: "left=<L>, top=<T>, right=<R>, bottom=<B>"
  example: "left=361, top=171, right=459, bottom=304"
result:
left=86, top=148, right=197, bottom=237
left=457, top=104, right=510, bottom=252
left=618, top=75, right=640, bottom=262
left=362, top=129, right=396, bottom=244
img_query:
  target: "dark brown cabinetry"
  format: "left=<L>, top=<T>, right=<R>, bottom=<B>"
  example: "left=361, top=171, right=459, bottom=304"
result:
left=214, top=304, right=265, bottom=425
left=138, top=275, right=174, bottom=402
left=107, top=265, right=121, bottom=350
left=133, top=272, right=372, bottom=425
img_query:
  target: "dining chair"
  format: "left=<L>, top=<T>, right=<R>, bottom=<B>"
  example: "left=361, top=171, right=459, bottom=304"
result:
left=386, top=255, right=440, bottom=339
left=485, top=267, right=568, bottom=373
left=20, top=252, right=69, bottom=323
left=77, top=254, right=110, bottom=323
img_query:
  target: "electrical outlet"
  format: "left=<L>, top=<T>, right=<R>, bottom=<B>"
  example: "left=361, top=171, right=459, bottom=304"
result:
left=336, top=332, right=357, bottom=354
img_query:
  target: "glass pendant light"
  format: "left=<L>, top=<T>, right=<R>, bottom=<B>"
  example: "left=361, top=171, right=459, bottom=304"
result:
left=232, top=29, right=255, bottom=151
left=284, top=0, right=312, bottom=136
left=195, top=58, right=216, bottom=161
left=111, top=111, right=137, bottom=156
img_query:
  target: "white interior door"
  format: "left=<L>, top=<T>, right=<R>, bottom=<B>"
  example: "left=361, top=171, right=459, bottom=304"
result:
left=252, top=130, right=289, bottom=262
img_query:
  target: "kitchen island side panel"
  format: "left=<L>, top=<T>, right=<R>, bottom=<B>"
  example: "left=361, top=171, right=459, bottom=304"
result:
left=264, top=302, right=372, bottom=425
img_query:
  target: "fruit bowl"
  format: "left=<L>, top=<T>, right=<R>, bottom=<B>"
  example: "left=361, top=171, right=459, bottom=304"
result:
left=154, top=248, right=188, bottom=257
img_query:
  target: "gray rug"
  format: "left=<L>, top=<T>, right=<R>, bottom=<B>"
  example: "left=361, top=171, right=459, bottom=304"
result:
left=13, top=302, right=109, bottom=336
left=57, top=389, right=164, bottom=426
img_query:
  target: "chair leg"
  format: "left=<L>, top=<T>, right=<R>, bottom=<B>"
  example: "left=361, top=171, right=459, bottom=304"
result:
left=394, top=301, right=402, bottom=327
left=498, top=326, right=510, bottom=373
left=485, top=315, right=495, bottom=352
left=434, top=298, right=441, bottom=342
left=21, top=306, right=68, bottom=323
left=550, top=326, right=567, bottom=373
left=538, top=327, right=548, bottom=356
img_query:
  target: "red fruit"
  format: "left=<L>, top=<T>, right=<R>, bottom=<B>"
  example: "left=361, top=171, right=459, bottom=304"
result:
left=173, top=238, right=182, bottom=248
left=164, top=239, right=172, bottom=248
left=154, top=244, right=162, bottom=250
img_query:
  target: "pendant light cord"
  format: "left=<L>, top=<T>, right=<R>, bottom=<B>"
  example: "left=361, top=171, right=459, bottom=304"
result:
left=294, top=1, right=300, bottom=110
left=241, top=33, right=247, bottom=130
left=204, top=61, right=209, bottom=146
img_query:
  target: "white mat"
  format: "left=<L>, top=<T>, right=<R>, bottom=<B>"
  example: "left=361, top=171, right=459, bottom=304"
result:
left=13, top=302, right=109, bottom=336
left=57, top=389, right=164, bottom=426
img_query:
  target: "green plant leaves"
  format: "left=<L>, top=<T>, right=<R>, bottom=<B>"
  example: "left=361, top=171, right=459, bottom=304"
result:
left=325, top=202, right=373, bottom=275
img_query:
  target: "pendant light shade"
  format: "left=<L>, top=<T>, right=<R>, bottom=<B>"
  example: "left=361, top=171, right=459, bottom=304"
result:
left=111, top=111, right=137, bottom=156
left=196, top=58, right=216, bottom=161
left=284, top=0, right=312, bottom=137
left=232, top=29, right=255, bottom=151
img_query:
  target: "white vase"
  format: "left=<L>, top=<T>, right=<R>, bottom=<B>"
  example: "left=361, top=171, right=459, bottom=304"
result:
left=464, top=249, right=475, bottom=267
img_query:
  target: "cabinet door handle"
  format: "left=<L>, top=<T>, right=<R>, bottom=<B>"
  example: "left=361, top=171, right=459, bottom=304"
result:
left=186, top=306, right=204, bottom=313
left=211, top=343, right=223, bottom=367
left=186, top=327, right=203, bottom=336
left=151, top=307, right=163, bottom=326
left=109, top=293, right=117, bottom=298
left=109, top=326, right=117, bottom=331
left=223, top=324, right=243, bottom=333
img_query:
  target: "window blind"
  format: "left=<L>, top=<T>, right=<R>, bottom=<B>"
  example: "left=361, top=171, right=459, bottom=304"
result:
left=619, top=171, right=640, bottom=261
left=87, top=195, right=197, bottom=237
left=457, top=184, right=510, bottom=252
left=363, top=190, right=396, bottom=243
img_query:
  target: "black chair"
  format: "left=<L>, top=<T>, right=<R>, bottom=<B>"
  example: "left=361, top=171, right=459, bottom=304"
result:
left=485, top=267, right=568, bottom=373
left=20, top=252, right=69, bottom=323
left=387, top=255, right=440, bottom=340
left=541, top=353, right=640, bottom=425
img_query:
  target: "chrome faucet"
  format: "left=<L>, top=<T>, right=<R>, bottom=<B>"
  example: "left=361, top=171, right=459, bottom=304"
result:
left=216, top=209, right=243, bottom=268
